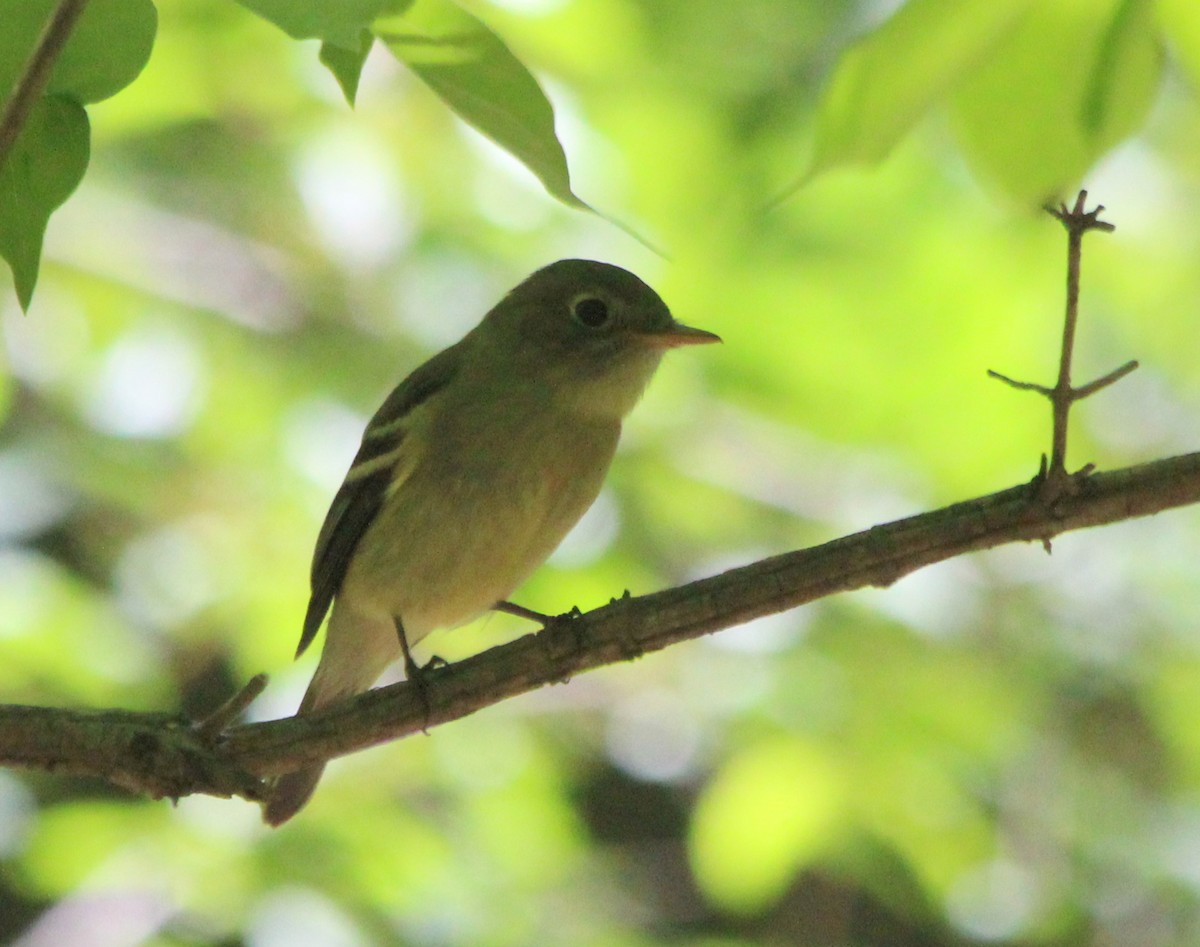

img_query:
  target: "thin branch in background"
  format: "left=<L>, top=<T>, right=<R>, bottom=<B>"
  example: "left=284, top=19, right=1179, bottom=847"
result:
left=988, top=189, right=1134, bottom=503
left=0, top=0, right=90, bottom=172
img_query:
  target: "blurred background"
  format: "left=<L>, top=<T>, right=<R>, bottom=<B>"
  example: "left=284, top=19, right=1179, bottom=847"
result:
left=3, top=0, right=1200, bottom=945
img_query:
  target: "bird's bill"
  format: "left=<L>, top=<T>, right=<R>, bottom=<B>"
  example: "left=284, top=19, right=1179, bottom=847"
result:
left=645, top=322, right=722, bottom=348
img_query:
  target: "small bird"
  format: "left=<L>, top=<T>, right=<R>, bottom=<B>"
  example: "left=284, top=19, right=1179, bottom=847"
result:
left=263, top=259, right=719, bottom=825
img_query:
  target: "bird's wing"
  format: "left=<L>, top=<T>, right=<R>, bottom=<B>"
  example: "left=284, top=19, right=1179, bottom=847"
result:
left=295, top=342, right=463, bottom=658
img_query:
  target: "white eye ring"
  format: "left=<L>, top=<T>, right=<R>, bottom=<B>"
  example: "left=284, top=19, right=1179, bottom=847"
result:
left=571, top=294, right=611, bottom=328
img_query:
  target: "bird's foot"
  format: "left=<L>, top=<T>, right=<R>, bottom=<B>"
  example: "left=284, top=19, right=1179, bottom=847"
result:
left=394, top=617, right=446, bottom=731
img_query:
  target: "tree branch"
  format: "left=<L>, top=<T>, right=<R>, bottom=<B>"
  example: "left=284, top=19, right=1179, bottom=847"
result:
left=2, top=449, right=1198, bottom=802
left=1, top=190, right=1189, bottom=817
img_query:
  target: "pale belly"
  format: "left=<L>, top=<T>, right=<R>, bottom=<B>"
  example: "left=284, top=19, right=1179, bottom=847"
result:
left=337, top=419, right=618, bottom=644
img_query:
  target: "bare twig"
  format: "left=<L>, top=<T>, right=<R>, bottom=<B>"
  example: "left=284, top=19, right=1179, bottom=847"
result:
left=0, top=0, right=90, bottom=172
left=1074, top=358, right=1139, bottom=399
left=493, top=600, right=555, bottom=623
left=2, top=450, right=1199, bottom=804
left=986, top=370, right=1050, bottom=395
left=194, top=673, right=269, bottom=742
left=1045, top=191, right=1119, bottom=484
left=988, top=190, right=1134, bottom=503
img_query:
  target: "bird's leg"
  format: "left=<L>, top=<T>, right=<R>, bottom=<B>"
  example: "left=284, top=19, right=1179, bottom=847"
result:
left=393, top=616, right=445, bottom=730
left=394, top=615, right=422, bottom=682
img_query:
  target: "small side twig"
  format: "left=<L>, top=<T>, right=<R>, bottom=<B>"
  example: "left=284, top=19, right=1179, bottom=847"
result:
left=989, top=189, right=1136, bottom=506
left=986, top=370, right=1050, bottom=395
left=0, top=0, right=90, bottom=172
left=493, top=600, right=554, bottom=624
left=194, top=673, right=269, bottom=742
left=1074, top=359, right=1139, bottom=399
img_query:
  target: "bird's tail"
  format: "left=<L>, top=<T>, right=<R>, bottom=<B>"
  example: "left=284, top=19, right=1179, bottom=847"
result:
left=263, top=602, right=401, bottom=826
left=261, top=684, right=328, bottom=827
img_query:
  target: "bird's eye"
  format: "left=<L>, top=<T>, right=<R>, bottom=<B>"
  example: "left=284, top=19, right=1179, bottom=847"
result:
left=571, top=295, right=611, bottom=328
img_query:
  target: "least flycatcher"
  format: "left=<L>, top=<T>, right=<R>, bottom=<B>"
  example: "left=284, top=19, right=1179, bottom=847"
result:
left=264, top=259, right=719, bottom=825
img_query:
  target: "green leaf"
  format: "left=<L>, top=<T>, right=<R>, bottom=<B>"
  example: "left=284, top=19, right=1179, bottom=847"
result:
left=765, top=0, right=1033, bottom=207
left=1157, top=0, right=1200, bottom=91
left=375, top=0, right=588, bottom=211
left=320, top=30, right=375, bottom=107
left=950, top=0, right=1163, bottom=206
left=0, top=97, right=90, bottom=310
left=801, top=0, right=1032, bottom=182
left=689, top=737, right=846, bottom=913
left=233, top=0, right=399, bottom=48
left=0, top=0, right=157, bottom=106
left=0, top=0, right=153, bottom=308
left=49, top=0, right=157, bottom=103
left=1085, top=0, right=1163, bottom=133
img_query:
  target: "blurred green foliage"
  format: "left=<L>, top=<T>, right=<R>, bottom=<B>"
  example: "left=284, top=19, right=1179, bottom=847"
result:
left=2, top=0, right=1200, bottom=945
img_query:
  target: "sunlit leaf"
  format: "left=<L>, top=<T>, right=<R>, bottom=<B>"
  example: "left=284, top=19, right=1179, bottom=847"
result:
left=690, top=737, right=846, bottom=913
left=1157, top=0, right=1200, bottom=91
left=233, top=0, right=399, bottom=48
left=375, top=0, right=588, bottom=211
left=950, top=0, right=1163, bottom=205
left=798, top=0, right=1031, bottom=185
left=0, top=97, right=90, bottom=310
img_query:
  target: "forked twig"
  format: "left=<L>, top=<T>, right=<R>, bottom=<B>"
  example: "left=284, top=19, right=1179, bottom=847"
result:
left=989, top=190, right=1136, bottom=505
